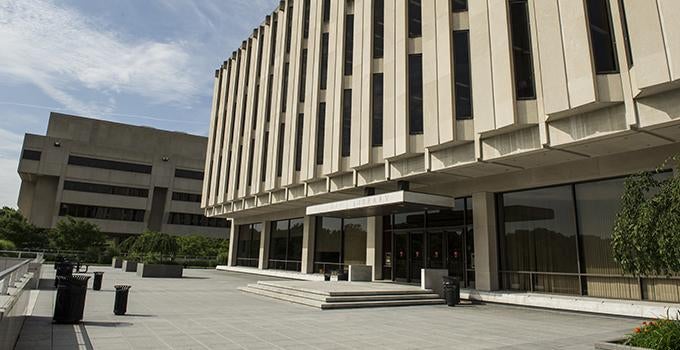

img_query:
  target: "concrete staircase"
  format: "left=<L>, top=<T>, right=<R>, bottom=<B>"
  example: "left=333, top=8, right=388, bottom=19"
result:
left=239, top=281, right=446, bottom=309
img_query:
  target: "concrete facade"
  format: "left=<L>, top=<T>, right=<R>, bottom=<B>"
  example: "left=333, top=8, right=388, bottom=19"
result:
left=204, top=0, right=680, bottom=306
left=18, top=113, right=229, bottom=240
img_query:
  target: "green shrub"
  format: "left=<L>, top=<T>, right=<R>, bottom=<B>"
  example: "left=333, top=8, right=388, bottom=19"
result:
left=0, top=239, right=16, bottom=250
left=625, top=314, right=680, bottom=350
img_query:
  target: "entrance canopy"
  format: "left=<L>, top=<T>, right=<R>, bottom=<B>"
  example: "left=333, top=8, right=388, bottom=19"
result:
left=305, top=190, right=455, bottom=218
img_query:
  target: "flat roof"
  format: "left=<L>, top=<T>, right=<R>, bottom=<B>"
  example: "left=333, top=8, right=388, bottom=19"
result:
left=305, top=190, right=456, bottom=218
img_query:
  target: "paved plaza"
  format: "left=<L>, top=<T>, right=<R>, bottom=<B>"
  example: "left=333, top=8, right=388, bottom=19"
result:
left=15, top=265, right=640, bottom=349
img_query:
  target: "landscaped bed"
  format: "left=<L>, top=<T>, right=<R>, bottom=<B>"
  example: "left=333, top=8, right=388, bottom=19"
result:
left=596, top=314, right=680, bottom=350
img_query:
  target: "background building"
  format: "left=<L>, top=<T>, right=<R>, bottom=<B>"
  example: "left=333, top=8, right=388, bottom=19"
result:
left=18, top=112, right=229, bottom=241
left=204, top=0, right=680, bottom=304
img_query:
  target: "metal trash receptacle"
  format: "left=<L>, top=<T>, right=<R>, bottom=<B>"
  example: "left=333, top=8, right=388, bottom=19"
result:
left=113, top=285, right=131, bottom=315
left=442, top=276, right=461, bottom=307
left=92, top=272, right=104, bottom=290
left=53, top=275, right=90, bottom=324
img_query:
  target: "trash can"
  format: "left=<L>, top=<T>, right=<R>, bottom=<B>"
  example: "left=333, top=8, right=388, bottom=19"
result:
left=92, top=272, right=104, bottom=291
left=113, top=285, right=131, bottom=315
left=53, top=275, right=91, bottom=324
left=54, top=261, right=74, bottom=287
left=442, top=276, right=460, bottom=307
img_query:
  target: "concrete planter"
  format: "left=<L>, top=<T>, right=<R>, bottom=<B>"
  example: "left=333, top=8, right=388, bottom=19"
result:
left=122, top=260, right=138, bottom=272
left=594, top=340, right=649, bottom=350
left=136, top=263, right=183, bottom=278
left=111, top=257, right=123, bottom=268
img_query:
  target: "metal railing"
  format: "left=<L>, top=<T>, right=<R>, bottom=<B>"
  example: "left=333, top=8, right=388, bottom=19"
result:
left=267, top=259, right=302, bottom=272
left=0, top=258, right=31, bottom=295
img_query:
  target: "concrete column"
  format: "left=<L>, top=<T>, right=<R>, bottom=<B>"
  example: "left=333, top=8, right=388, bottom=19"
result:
left=366, top=216, right=383, bottom=281
left=301, top=215, right=316, bottom=274
left=258, top=221, right=271, bottom=269
left=472, top=192, right=499, bottom=291
left=227, top=220, right=238, bottom=267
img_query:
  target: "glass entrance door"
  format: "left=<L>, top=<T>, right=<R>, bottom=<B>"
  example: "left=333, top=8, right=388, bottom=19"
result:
left=447, top=229, right=465, bottom=286
left=394, top=233, right=409, bottom=282
left=393, top=232, right=425, bottom=283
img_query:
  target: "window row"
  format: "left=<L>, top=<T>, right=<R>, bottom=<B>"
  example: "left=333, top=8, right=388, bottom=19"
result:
left=58, top=203, right=145, bottom=222
left=314, top=217, right=367, bottom=276
left=497, top=172, right=678, bottom=302
left=63, top=180, right=149, bottom=198
left=167, top=212, right=229, bottom=228
left=175, top=168, right=204, bottom=180
left=22, top=149, right=41, bottom=161
left=68, top=155, right=152, bottom=174
left=171, top=191, right=202, bottom=203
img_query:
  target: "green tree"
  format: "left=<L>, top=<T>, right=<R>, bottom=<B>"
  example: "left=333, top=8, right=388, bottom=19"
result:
left=50, top=217, right=106, bottom=252
left=0, top=207, right=48, bottom=249
left=612, top=155, right=680, bottom=276
left=176, top=234, right=226, bottom=257
left=130, top=231, right=179, bottom=263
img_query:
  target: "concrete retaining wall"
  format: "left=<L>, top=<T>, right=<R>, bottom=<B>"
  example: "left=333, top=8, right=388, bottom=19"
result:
left=348, top=265, right=373, bottom=282
left=137, top=263, right=183, bottom=278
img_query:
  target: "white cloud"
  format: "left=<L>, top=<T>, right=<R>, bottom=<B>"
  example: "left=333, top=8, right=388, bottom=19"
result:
left=0, top=128, right=23, bottom=208
left=0, top=0, right=201, bottom=115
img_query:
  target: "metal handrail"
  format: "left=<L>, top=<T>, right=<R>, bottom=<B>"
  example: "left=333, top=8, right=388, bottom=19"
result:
left=0, top=259, right=31, bottom=295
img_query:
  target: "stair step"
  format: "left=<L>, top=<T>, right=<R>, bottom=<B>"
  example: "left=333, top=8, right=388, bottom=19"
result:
left=239, top=286, right=324, bottom=308
left=320, top=298, right=446, bottom=310
left=247, top=283, right=443, bottom=302
left=256, top=281, right=437, bottom=296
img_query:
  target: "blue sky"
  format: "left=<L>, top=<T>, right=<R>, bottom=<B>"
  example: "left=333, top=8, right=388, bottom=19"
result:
left=0, top=0, right=278, bottom=208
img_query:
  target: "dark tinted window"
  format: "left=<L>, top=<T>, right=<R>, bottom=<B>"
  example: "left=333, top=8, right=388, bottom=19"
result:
left=509, top=0, right=536, bottom=99
left=269, top=16, right=278, bottom=66
left=408, top=54, right=424, bottom=134
left=299, top=49, right=308, bottom=102
left=260, top=131, right=269, bottom=182
left=452, top=0, right=467, bottom=12
left=319, top=33, right=330, bottom=90
left=342, top=89, right=352, bottom=157
left=59, top=203, right=145, bottom=222
left=285, top=2, right=293, bottom=54
left=316, top=103, right=326, bottom=165
left=372, top=73, right=384, bottom=146
left=586, top=0, right=619, bottom=74
left=256, top=28, right=265, bottom=78
left=235, top=145, right=243, bottom=190
left=22, top=149, right=41, bottom=161
left=373, top=0, right=384, bottom=58
left=68, top=155, right=152, bottom=174
left=303, top=0, right=311, bottom=39
left=344, top=14, right=354, bottom=76
left=64, top=180, right=149, bottom=198
left=236, top=224, right=260, bottom=267
left=281, top=62, right=289, bottom=112
left=247, top=138, right=255, bottom=185
left=295, top=113, right=304, bottom=171
left=268, top=218, right=304, bottom=271
left=175, top=169, right=204, bottom=180
left=408, top=0, right=422, bottom=38
left=499, top=185, right=579, bottom=294
left=172, top=191, right=202, bottom=203
left=453, top=30, right=472, bottom=119
left=168, top=212, right=229, bottom=228
left=323, top=0, right=331, bottom=23
left=265, top=74, right=274, bottom=122
left=277, top=124, right=285, bottom=177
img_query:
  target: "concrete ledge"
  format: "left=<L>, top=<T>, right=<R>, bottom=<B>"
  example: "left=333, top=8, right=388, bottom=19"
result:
left=594, top=340, right=647, bottom=350
left=348, top=265, right=372, bottom=282
left=421, top=269, right=449, bottom=297
left=461, top=289, right=680, bottom=319
left=137, top=263, right=183, bottom=278
left=0, top=272, right=33, bottom=349
left=216, top=265, right=325, bottom=281
left=122, top=260, right=138, bottom=272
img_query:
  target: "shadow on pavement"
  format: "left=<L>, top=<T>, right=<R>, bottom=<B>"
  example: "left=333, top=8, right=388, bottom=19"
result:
left=15, top=317, right=95, bottom=350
